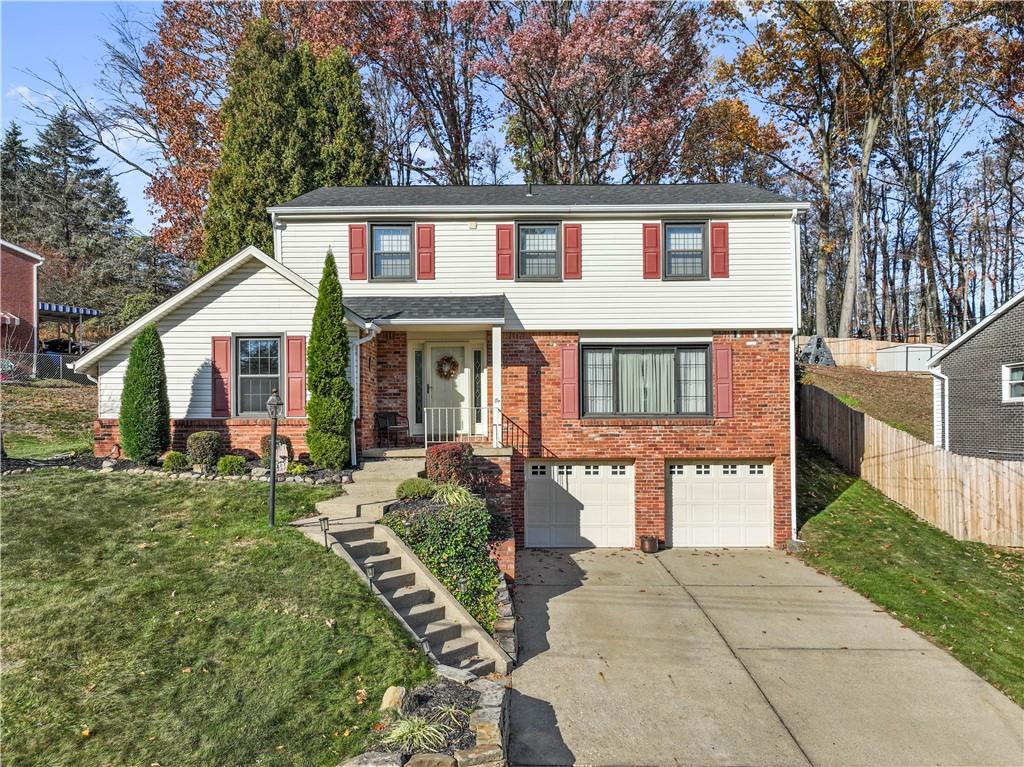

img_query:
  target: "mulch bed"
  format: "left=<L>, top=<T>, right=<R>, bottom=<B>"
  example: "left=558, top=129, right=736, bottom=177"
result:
left=379, top=677, right=479, bottom=756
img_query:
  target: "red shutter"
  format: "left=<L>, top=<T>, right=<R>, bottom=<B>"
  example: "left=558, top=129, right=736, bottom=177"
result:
left=714, top=346, right=734, bottom=418
left=286, top=335, right=307, bottom=417
left=416, top=224, right=435, bottom=279
left=211, top=336, right=231, bottom=417
left=563, top=223, right=582, bottom=279
left=496, top=224, right=514, bottom=279
left=710, top=222, right=729, bottom=278
left=560, top=346, right=579, bottom=419
left=349, top=224, right=367, bottom=280
left=642, top=223, right=661, bottom=279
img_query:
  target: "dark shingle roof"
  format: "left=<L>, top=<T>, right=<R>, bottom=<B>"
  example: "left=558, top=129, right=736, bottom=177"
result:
left=345, top=295, right=507, bottom=324
left=274, top=183, right=801, bottom=210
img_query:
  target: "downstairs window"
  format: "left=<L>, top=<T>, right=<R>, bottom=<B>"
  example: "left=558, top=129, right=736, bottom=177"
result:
left=581, top=345, right=711, bottom=417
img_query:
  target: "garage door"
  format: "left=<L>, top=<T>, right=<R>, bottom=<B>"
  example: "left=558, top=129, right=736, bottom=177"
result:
left=668, top=462, right=773, bottom=547
left=525, top=462, right=634, bottom=548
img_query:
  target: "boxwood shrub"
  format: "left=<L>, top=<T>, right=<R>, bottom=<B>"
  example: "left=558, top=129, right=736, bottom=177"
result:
left=425, top=443, right=472, bottom=486
left=216, top=455, right=247, bottom=475
left=186, top=430, right=223, bottom=468
left=161, top=451, right=189, bottom=473
left=395, top=477, right=436, bottom=500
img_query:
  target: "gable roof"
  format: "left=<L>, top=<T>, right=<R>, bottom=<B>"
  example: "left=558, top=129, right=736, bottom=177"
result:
left=270, top=183, right=809, bottom=214
left=927, top=289, right=1024, bottom=368
left=345, top=295, right=506, bottom=325
left=74, top=246, right=365, bottom=373
left=1, top=239, right=45, bottom=263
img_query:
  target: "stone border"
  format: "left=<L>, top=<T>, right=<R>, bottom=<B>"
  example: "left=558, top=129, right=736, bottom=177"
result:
left=493, top=573, right=516, bottom=662
left=1, top=460, right=352, bottom=486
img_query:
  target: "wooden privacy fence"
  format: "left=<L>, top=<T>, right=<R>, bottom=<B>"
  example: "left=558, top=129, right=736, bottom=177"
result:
left=799, top=384, right=1024, bottom=547
left=798, top=337, right=893, bottom=368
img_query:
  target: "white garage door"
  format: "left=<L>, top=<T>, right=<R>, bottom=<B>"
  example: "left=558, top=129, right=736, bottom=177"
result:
left=668, top=462, right=773, bottom=547
left=525, top=462, right=634, bottom=548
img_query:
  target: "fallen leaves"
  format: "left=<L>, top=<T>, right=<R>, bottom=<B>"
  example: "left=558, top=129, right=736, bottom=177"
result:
left=355, top=689, right=368, bottom=705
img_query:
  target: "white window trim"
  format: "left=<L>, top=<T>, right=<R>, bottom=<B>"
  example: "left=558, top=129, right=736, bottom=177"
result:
left=1001, top=362, right=1024, bottom=403
left=234, top=334, right=284, bottom=417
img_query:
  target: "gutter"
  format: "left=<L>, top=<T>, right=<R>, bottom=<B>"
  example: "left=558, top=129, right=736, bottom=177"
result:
left=929, top=367, right=950, bottom=451
left=268, top=202, right=813, bottom=217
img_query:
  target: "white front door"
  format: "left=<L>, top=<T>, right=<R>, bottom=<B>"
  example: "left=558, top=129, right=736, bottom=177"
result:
left=668, top=462, right=773, bottom=547
left=426, top=344, right=470, bottom=437
left=525, top=462, right=635, bottom=548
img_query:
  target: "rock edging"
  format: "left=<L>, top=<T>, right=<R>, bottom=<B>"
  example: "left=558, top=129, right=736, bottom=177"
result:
left=1, top=459, right=353, bottom=486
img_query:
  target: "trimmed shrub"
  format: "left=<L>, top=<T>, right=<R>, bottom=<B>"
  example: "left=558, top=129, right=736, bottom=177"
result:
left=161, top=451, right=189, bottom=473
left=216, top=454, right=247, bottom=475
left=306, top=251, right=352, bottom=468
left=186, top=430, right=223, bottom=468
left=260, top=434, right=294, bottom=467
left=395, top=477, right=436, bottom=500
left=118, top=324, right=170, bottom=463
left=425, top=443, right=472, bottom=486
left=288, top=462, right=309, bottom=475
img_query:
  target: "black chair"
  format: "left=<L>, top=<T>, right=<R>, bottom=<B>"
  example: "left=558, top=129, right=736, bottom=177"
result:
left=374, top=411, right=410, bottom=447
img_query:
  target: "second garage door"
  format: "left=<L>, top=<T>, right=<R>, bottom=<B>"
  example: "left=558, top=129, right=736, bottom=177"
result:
left=668, top=462, right=773, bottom=547
left=525, top=462, right=634, bottom=548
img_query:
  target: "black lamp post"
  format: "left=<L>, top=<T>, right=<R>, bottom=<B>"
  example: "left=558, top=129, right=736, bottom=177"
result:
left=266, top=388, right=284, bottom=527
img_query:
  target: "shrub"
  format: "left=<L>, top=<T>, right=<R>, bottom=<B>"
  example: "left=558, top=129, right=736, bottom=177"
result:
left=288, top=462, right=309, bottom=475
left=306, top=251, right=352, bottom=468
left=260, top=434, right=294, bottom=467
left=186, top=430, right=223, bottom=468
left=161, top=451, right=189, bottom=473
left=396, top=477, right=437, bottom=500
left=431, top=481, right=475, bottom=508
left=118, top=324, right=170, bottom=463
left=425, top=443, right=472, bottom=485
left=216, top=455, right=247, bottom=475
left=381, top=491, right=499, bottom=629
left=381, top=716, right=450, bottom=752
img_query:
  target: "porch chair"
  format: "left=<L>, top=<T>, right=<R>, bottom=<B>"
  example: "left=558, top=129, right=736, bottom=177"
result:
left=374, top=411, right=410, bottom=447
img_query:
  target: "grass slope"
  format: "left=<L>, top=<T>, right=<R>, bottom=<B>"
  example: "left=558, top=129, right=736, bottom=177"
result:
left=2, top=381, right=96, bottom=457
left=1, top=471, right=431, bottom=766
left=798, top=444, right=1024, bottom=706
left=801, top=365, right=933, bottom=441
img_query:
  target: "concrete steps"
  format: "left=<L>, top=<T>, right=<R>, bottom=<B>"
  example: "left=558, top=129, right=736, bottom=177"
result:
left=314, top=457, right=426, bottom=523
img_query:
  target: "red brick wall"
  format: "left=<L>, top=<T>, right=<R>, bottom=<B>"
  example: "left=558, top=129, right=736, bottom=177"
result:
left=1, top=244, right=39, bottom=354
left=93, top=418, right=311, bottom=460
left=500, top=331, right=793, bottom=548
left=357, top=332, right=378, bottom=452
left=375, top=331, right=407, bottom=416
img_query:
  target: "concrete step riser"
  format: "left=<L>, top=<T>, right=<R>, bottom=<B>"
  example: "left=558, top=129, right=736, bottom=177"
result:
left=389, top=589, right=434, bottom=610
left=437, top=641, right=479, bottom=666
left=375, top=571, right=416, bottom=591
left=347, top=541, right=389, bottom=559
left=358, top=555, right=403, bottom=575
left=401, top=605, right=447, bottom=627
left=422, top=622, right=462, bottom=644
left=461, top=658, right=495, bottom=676
left=331, top=527, right=375, bottom=544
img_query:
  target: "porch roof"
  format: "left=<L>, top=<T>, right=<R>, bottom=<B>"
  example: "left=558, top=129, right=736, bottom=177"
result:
left=345, top=294, right=506, bottom=325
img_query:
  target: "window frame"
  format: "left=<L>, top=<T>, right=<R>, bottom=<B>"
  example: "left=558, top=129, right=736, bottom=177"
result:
left=234, top=334, right=284, bottom=417
left=1002, top=362, right=1024, bottom=403
left=662, top=220, right=709, bottom=281
left=369, top=221, right=415, bottom=282
left=580, top=343, right=713, bottom=419
left=516, top=220, right=562, bottom=282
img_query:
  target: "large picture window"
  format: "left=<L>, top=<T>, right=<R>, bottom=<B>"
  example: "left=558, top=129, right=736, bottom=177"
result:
left=582, top=345, right=711, bottom=417
left=664, top=222, right=707, bottom=279
left=371, top=224, right=413, bottom=280
left=517, top=223, right=560, bottom=279
left=236, top=337, right=281, bottom=415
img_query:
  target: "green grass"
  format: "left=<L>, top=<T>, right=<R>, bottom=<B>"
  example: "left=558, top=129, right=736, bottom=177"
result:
left=1, top=471, right=432, bottom=766
left=798, top=446, right=1024, bottom=707
left=2, top=381, right=95, bottom=458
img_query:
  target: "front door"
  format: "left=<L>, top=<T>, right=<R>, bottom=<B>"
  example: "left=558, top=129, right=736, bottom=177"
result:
left=426, top=345, right=470, bottom=438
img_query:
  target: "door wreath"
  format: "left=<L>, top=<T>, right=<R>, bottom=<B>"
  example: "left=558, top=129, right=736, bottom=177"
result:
left=435, top=354, right=461, bottom=379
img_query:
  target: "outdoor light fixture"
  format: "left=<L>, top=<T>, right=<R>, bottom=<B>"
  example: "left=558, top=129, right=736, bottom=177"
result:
left=319, top=516, right=331, bottom=548
left=266, top=389, right=284, bottom=528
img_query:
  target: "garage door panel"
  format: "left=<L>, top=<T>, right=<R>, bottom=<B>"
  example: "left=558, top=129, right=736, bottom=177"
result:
left=669, top=462, right=773, bottom=548
left=526, top=462, right=634, bottom=548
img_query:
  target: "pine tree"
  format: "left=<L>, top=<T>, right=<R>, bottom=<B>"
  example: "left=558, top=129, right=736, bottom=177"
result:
left=1, top=122, right=34, bottom=243
left=201, top=21, right=380, bottom=274
left=305, top=251, right=352, bottom=468
left=119, top=324, right=171, bottom=463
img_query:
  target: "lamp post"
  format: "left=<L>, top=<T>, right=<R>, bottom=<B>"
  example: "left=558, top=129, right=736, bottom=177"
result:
left=266, top=389, right=284, bottom=527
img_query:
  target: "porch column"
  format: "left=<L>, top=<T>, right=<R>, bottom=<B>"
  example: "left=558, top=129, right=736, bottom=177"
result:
left=491, top=325, right=502, bottom=448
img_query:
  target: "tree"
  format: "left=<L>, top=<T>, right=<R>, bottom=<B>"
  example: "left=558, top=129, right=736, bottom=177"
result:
left=305, top=251, right=352, bottom=469
left=119, top=323, right=170, bottom=463
left=1, top=122, right=34, bottom=243
left=202, top=20, right=379, bottom=274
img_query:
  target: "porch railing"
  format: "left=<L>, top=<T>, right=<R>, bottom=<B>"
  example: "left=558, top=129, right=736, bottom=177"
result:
left=423, top=406, right=494, bottom=448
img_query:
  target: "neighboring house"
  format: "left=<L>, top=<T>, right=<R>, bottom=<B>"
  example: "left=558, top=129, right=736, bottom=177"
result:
left=1, top=240, right=43, bottom=364
left=928, top=290, right=1024, bottom=461
left=76, top=184, right=808, bottom=550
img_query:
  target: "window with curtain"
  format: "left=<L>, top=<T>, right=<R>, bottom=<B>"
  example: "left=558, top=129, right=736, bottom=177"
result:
left=664, top=223, right=706, bottom=279
left=582, top=345, right=710, bottom=416
left=517, top=223, right=560, bottom=279
left=236, top=337, right=281, bottom=415
left=371, top=224, right=413, bottom=279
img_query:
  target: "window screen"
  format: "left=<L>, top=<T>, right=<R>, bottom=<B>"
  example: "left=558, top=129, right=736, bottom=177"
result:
left=237, top=338, right=280, bottom=415
left=371, top=225, right=413, bottom=279
left=518, top=224, right=559, bottom=278
left=665, top=224, right=705, bottom=278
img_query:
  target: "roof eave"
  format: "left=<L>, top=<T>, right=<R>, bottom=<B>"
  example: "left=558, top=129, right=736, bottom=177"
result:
left=268, top=202, right=812, bottom=216
left=926, top=289, right=1024, bottom=367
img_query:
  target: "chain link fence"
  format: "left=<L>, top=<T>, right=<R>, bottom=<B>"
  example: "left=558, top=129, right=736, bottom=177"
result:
left=0, top=352, right=95, bottom=386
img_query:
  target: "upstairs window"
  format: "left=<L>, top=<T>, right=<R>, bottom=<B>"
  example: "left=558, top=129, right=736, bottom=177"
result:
left=664, top=222, right=707, bottom=280
left=582, top=345, right=711, bottom=417
left=371, top=224, right=413, bottom=280
left=518, top=223, right=560, bottom=280
left=1003, top=363, right=1024, bottom=402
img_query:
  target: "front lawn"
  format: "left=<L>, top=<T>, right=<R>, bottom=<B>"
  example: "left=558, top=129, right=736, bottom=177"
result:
left=1, top=471, right=431, bottom=766
left=798, top=446, right=1024, bottom=706
left=1, top=380, right=95, bottom=457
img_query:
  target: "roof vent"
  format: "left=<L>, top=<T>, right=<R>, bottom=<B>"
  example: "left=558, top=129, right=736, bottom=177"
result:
left=526, top=182, right=533, bottom=197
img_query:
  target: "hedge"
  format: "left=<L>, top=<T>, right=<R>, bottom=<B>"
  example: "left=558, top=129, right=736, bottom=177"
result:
left=118, top=324, right=170, bottom=463
left=425, top=443, right=472, bottom=486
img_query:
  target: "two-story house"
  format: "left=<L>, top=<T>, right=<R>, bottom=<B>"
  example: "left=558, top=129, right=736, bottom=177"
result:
left=75, top=184, right=808, bottom=551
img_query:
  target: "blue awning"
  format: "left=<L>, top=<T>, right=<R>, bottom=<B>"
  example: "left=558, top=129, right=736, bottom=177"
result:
left=38, top=302, right=102, bottom=318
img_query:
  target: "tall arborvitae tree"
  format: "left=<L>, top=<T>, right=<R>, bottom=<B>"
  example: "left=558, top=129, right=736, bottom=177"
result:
left=1, top=122, right=34, bottom=242
left=202, top=20, right=380, bottom=275
left=305, top=251, right=352, bottom=468
left=119, top=324, right=171, bottom=463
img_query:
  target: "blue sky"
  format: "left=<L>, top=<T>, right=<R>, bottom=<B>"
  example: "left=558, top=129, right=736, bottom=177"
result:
left=2, top=0, right=158, bottom=231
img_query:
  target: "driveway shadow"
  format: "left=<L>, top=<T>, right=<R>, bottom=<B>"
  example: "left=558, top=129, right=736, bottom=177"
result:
left=506, top=688, right=575, bottom=767
left=512, top=549, right=587, bottom=664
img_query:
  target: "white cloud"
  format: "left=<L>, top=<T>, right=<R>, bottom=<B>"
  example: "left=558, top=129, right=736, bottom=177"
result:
left=6, top=84, right=38, bottom=107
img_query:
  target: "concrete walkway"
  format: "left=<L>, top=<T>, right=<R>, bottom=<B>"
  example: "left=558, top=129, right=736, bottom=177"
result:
left=509, top=548, right=1024, bottom=767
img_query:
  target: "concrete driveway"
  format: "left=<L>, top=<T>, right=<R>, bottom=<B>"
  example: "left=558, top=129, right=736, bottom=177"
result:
left=509, top=548, right=1024, bottom=767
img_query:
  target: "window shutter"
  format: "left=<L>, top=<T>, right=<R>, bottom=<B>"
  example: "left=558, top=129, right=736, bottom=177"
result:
left=710, top=222, right=729, bottom=278
left=560, top=346, right=579, bottom=419
left=416, top=223, right=435, bottom=279
left=496, top=224, right=514, bottom=279
left=349, top=224, right=367, bottom=280
left=211, top=336, right=231, bottom=417
left=713, top=346, right=734, bottom=418
left=642, top=223, right=661, bottom=279
left=563, top=223, right=582, bottom=279
left=286, top=335, right=307, bottom=417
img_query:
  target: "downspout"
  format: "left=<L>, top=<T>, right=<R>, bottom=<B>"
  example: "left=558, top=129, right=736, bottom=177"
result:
left=790, top=209, right=802, bottom=544
left=32, top=255, right=42, bottom=377
left=350, top=321, right=381, bottom=466
left=931, top=367, right=950, bottom=451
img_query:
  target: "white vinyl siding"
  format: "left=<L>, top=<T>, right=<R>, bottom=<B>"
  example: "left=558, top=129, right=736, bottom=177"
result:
left=278, top=216, right=796, bottom=331
left=932, top=375, right=945, bottom=447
